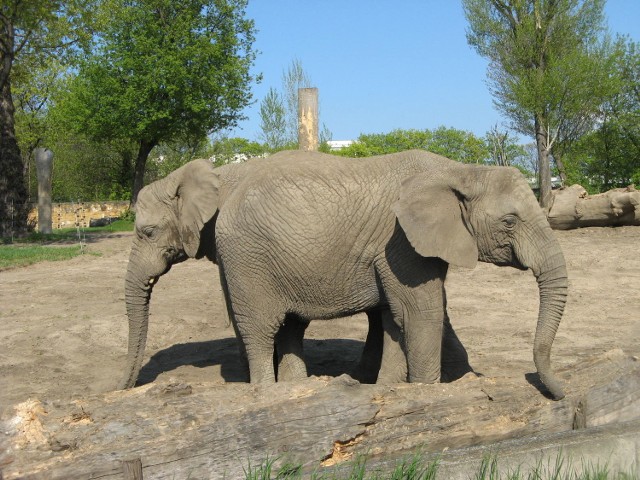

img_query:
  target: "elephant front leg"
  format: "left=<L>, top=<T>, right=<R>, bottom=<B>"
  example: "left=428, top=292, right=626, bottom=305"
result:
left=440, top=312, right=473, bottom=382
left=375, top=255, right=447, bottom=384
left=404, top=304, right=445, bottom=383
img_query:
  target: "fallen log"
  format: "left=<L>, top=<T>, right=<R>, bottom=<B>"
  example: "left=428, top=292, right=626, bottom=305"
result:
left=1, top=350, right=638, bottom=479
left=548, top=184, right=640, bottom=230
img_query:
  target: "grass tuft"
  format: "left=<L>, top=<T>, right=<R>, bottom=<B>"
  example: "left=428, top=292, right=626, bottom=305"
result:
left=243, top=451, right=637, bottom=480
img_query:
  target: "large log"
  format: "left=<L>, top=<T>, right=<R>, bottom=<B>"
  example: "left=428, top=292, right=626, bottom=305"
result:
left=548, top=184, right=640, bottom=230
left=1, top=350, right=638, bottom=479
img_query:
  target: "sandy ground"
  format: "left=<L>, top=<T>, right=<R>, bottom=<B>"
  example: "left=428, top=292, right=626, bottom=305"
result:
left=1, top=226, right=639, bottom=413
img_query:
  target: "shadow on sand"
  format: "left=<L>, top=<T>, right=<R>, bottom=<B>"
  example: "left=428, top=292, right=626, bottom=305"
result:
left=136, top=337, right=366, bottom=386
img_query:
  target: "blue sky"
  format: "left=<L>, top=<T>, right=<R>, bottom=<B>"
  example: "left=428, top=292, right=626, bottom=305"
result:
left=230, top=1, right=640, bottom=143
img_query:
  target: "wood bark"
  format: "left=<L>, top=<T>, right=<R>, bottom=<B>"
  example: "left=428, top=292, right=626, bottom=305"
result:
left=131, top=139, right=156, bottom=208
left=1, top=350, right=638, bottom=479
left=0, top=74, right=28, bottom=237
left=298, top=87, right=318, bottom=152
left=548, top=184, right=640, bottom=230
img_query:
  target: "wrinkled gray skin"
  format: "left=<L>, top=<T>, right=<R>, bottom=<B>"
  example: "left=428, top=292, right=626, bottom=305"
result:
left=119, top=159, right=229, bottom=390
left=118, top=158, right=470, bottom=389
left=118, top=160, right=471, bottom=389
left=216, top=150, right=568, bottom=399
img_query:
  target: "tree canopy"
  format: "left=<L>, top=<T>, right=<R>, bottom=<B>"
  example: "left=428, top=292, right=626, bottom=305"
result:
left=463, top=0, right=613, bottom=209
left=0, top=0, right=95, bottom=236
left=59, top=0, right=259, bottom=204
left=332, top=127, right=492, bottom=165
left=565, top=36, right=640, bottom=192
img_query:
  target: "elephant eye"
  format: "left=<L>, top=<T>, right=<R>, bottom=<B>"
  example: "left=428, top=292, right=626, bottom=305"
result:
left=502, top=215, right=518, bottom=230
left=140, top=226, right=155, bottom=238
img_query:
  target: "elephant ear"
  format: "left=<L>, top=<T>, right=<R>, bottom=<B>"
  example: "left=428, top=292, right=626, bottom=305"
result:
left=175, top=159, right=221, bottom=258
left=392, top=173, right=478, bottom=269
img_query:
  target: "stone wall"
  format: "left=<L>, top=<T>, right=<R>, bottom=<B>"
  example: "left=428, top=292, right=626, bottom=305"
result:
left=28, top=201, right=130, bottom=230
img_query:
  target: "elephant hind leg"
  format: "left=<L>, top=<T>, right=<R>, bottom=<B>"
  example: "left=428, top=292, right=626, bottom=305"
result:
left=352, top=310, right=385, bottom=383
left=275, top=315, right=308, bottom=381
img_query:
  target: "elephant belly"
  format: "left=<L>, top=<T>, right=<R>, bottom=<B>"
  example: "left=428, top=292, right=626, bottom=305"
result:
left=281, top=267, right=384, bottom=321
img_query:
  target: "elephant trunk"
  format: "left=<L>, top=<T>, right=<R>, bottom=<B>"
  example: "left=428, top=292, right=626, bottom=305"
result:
left=530, top=242, right=568, bottom=400
left=118, top=245, right=164, bottom=389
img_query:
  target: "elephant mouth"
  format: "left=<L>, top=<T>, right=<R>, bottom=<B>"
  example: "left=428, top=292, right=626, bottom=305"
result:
left=148, top=263, right=175, bottom=287
left=484, top=245, right=528, bottom=271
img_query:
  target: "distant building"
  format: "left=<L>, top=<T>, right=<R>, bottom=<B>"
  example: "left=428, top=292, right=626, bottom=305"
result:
left=528, top=176, right=564, bottom=190
left=327, top=140, right=354, bottom=151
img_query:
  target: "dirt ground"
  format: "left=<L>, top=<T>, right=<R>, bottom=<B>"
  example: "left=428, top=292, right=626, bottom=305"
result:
left=1, top=226, right=639, bottom=414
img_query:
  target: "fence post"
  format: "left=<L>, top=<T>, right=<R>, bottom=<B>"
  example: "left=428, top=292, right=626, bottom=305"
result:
left=122, top=458, right=143, bottom=480
left=34, top=148, right=54, bottom=234
left=298, top=87, right=319, bottom=151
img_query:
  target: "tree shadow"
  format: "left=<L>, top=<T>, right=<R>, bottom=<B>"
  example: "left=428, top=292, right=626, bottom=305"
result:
left=136, top=337, right=367, bottom=386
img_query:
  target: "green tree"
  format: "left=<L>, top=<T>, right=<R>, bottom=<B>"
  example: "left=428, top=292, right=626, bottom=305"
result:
left=282, top=58, right=312, bottom=144
left=60, top=0, right=258, bottom=205
left=207, top=136, right=266, bottom=166
left=428, top=126, right=489, bottom=163
left=485, top=124, right=528, bottom=168
left=464, top=0, right=613, bottom=209
left=334, top=127, right=489, bottom=164
left=563, top=37, right=640, bottom=192
left=46, top=136, right=136, bottom=201
left=258, top=87, right=288, bottom=150
left=0, top=0, right=95, bottom=236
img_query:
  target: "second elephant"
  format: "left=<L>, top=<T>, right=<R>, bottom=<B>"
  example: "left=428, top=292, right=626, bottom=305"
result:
left=216, top=150, right=568, bottom=399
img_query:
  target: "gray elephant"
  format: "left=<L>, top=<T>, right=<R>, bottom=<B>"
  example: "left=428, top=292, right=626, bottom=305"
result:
left=215, top=150, right=568, bottom=399
left=119, top=158, right=470, bottom=389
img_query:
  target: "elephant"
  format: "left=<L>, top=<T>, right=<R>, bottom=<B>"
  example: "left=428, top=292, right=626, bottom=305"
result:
left=118, top=159, right=233, bottom=390
left=215, top=149, right=568, bottom=400
left=119, top=157, right=471, bottom=390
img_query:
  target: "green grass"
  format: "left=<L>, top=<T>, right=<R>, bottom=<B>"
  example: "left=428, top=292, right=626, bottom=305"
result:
left=13, top=219, right=134, bottom=244
left=0, top=244, right=86, bottom=270
left=0, top=219, right=133, bottom=269
left=241, top=452, right=637, bottom=480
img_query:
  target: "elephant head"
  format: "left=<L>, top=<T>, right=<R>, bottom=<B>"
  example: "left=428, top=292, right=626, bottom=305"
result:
left=118, top=159, right=222, bottom=389
left=394, top=162, right=568, bottom=400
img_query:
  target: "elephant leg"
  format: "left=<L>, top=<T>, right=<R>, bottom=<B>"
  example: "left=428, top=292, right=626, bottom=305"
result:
left=230, top=317, right=250, bottom=382
left=224, top=296, right=280, bottom=383
left=375, top=254, right=447, bottom=384
left=239, top=318, right=280, bottom=383
left=377, top=308, right=408, bottom=383
left=352, top=310, right=384, bottom=383
left=275, top=315, right=308, bottom=381
left=440, top=310, right=473, bottom=382
left=219, top=268, right=250, bottom=381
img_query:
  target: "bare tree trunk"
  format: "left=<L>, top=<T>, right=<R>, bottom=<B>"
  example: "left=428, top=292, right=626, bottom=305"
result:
left=535, top=115, right=552, bottom=210
left=547, top=185, right=640, bottom=229
left=553, top=151, right=567, bottom=184
left=4, top=351, right=639, bottom=479
left=130, top=140, right=156, bottom=208
left=298, top=88, right=318, bottom=152
left=0, top=78, right=28, bottom=237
